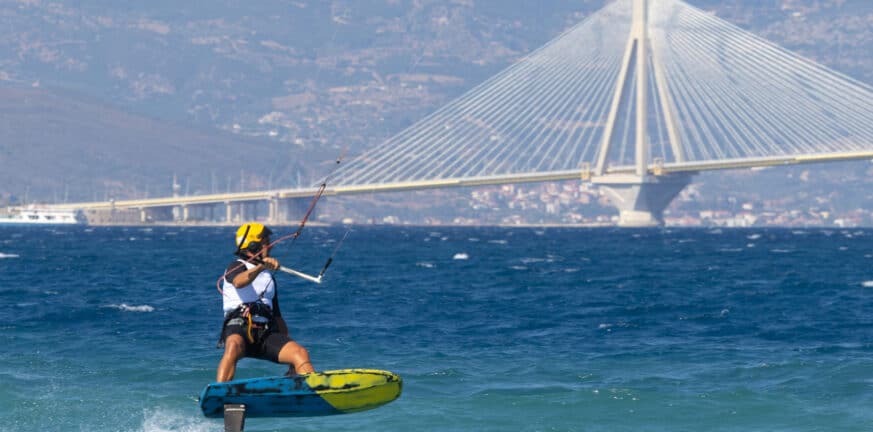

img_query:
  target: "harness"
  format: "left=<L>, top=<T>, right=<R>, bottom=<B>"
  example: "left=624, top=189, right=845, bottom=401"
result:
left=217, top=302, right=274, bottom=347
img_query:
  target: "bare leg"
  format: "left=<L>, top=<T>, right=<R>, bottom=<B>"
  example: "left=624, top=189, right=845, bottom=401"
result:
left=217, top=334, right=246, bottom=382
left=278, top=341, right=315, bottom=375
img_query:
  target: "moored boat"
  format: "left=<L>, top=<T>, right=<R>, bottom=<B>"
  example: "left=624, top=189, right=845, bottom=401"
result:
left=0, top=207, right=86, bottom=225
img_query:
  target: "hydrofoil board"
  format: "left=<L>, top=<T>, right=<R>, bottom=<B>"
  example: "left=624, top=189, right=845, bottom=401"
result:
left=199, top=369, right=402, bottom=418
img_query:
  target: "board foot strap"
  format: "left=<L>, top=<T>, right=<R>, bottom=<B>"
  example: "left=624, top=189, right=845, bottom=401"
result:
left=224, top=404, right=247, bottom=432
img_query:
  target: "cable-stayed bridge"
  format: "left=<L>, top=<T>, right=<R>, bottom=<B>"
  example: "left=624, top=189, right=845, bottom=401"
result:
left=51, top=0, right=873, bottom=226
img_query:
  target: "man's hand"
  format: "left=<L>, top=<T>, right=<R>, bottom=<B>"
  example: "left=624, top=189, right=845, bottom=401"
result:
left=260, top=257, right=280, bottom=270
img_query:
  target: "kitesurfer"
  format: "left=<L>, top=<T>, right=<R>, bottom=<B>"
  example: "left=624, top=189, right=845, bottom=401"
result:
left=216, top=222, right=316, bottom=382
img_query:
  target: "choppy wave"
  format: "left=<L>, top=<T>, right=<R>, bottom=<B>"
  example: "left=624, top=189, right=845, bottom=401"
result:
left=453, top=252, right=469, bottom=260
left=106, top=303, right=155, bottom=312
left=5, top=225, right=873, bottom=431
left=0, top=252, right=19, bottom=258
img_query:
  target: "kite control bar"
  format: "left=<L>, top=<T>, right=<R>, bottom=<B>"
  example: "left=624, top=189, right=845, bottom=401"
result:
left=258, top=230, right=347, bottom=284
left=276, top=264, right=324, bottom=284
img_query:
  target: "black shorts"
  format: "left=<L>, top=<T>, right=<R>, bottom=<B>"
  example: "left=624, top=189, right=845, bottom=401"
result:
left=223, top=320, right=293, bottom=363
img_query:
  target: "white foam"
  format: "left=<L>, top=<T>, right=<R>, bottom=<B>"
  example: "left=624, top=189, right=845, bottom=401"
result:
left=862, top=281, right=873, bottom=288
left=107, top=303, right=155, bottom=312
left=746, top=234, right=761, bottom=240
left=416, top=262, right=435, bottom=268
left=141, top=408, right=214, bottom=432
left=453, top=253, right=469, bottom=260
left=0, top=252, right=19, bottom=259
left=520, top=257, right=545, bottom=264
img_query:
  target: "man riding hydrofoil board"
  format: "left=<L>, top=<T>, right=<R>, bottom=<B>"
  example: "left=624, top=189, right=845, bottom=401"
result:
left=216, top=222, right=315, bottom=382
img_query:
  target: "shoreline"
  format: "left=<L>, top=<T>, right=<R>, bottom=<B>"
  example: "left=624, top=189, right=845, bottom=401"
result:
left=14, top=221, right=870, bottom=229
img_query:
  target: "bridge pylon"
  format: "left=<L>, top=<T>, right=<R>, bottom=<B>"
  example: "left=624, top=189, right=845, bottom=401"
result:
left=593, top=0, right=691, bottom=226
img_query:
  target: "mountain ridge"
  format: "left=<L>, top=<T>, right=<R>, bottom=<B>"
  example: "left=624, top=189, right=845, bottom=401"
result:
left=0, top=86, right=304, bottom=203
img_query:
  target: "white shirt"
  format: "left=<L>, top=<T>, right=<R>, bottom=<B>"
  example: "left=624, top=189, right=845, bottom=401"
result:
left=222, top=259, right=276, bottom=315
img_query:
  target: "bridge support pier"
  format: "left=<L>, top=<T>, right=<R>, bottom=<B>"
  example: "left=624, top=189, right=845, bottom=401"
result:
left=268, top=197, right=280, bottom=224
left=280, top=197, right=315, bottom=224
left=594, top=173, right=692, bottom=227
left=239, top=203, right=249, bottom=222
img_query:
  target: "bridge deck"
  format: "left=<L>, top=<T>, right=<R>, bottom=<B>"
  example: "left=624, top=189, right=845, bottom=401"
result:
left=47, top=150, right=873, bottom=211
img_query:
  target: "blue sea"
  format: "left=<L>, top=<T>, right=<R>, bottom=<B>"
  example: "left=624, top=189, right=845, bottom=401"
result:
left=2, top=225, right=873, bottom=431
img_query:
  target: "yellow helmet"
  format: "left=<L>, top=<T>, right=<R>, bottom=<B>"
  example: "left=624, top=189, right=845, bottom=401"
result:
left=235, top=222, right=273, bottom=253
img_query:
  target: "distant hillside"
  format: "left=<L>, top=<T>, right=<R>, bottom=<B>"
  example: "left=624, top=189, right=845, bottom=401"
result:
left=0, top=87, right=307, bottom=203
left=0, top=0, right=870, bottom=213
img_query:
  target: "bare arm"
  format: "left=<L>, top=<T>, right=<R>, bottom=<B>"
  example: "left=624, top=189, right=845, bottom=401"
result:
left=231, top=257, right=280, bottom=288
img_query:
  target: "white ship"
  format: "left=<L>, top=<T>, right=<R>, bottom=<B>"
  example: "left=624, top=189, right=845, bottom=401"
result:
left=0, top=207, right=86, bottom=225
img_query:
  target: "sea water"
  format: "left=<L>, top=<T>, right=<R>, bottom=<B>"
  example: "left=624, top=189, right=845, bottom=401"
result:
left=1, top=225, right=872, bottom=431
